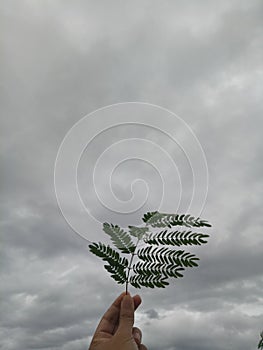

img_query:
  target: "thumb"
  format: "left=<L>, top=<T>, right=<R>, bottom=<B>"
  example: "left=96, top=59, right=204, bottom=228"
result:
left=117, top=293, right=134, bottom=336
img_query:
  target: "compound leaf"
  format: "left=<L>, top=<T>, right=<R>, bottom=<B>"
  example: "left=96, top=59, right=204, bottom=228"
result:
left=128, top=225, right=149, bottom=239
left=89, top=242, right=128, bottom=284
left=143, top=212, right=212, bottom=228
left=142, top=211, right=158, bottom=223
left=258, top=331, right=263, bottom=349
left=144, top=230, right=210, bottom=246
left=104, top=264, right=127, bottom=284
left=133, top=260, right=185, bottom=278
left=137, top=246, right=199, bottom=268
left=129, top=274, right=169, bottom=289
left=103, top=223, right=136, bottom=254
left=88, top=211, right=212, bottom=290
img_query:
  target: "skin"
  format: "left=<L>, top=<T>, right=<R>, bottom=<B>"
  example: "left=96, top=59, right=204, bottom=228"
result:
left=89, top=292, right=147, bottom=350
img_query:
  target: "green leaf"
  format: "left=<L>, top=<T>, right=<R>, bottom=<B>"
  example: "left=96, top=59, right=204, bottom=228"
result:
left=258, top=331, right=263, bottom=349
left=104, top=264, right=127, bottom=284
left=144, top=230, right=210, bottom=246
left=133, top=260, right=185, bottom=278
left=137, top=246, right=199, bottom=268
left=142, top=211, right=158, bottom=223
left=89, top=242, right=128, bottom=284
left=89, top=211, right=212, bottom=290
left=129, top=274, right=169, bottom=289
left=103, top=223, right=136, bottom=254
left=128, top=225, right=149, bottom=239
left=143, top=212, right=212, bottom=228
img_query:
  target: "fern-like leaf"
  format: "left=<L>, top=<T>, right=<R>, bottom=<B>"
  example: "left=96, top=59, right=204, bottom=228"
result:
left=133, top=261, right=185, bottom=278
left=137, top=246, right=199, bottom=267
left=144, top=230, right=209, bottom=246
left=128, top=225, right=149, bottom=239
left=143, top=212, right=211, bottom=228
left=142, top=211, right=158, bottom=223
left=88, top=211, right=212, bottom=290
left=103, top=223, right=136, bottom=253
left=129, top=274, right=169, bottom=289
left=104, top=264, right=127, bottom=284
left=89, top=242, right=128, bottom=284
left=258, top=331, right=263, bottom=349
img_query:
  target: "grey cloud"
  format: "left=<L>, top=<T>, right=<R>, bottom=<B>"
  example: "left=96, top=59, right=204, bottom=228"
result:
left=1, top=1, right=263, bottom=350
left=144, top=309, right=160, bottom=320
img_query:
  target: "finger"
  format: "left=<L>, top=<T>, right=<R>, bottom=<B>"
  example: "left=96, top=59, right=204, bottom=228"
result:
left=116, top=293, right=134, bottom=336
left=94, top=292, right=126, bottom=335
left=132, top=327, right=142, bottom=346
left=133, top=294, right=142, bottom=311
left=112, top=294, right=141, bottom=334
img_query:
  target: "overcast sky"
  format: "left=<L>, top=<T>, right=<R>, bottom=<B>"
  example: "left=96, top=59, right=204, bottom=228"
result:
left=1, top=1, right=263, bottom=350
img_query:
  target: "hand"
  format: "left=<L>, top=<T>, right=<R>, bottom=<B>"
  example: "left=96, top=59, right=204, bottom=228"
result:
left=89, top=292, right=147, bottom=350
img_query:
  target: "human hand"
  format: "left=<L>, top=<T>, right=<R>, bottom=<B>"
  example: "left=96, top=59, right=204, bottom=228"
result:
left=89, top=292, right=147, bottom=350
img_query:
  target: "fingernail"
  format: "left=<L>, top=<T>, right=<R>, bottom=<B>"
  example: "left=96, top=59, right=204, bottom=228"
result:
left=122, top=294, right=132, bottom=307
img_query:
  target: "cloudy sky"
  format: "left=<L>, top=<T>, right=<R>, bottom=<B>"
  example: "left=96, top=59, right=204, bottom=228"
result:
left=1, top=1, right=263, bottom=349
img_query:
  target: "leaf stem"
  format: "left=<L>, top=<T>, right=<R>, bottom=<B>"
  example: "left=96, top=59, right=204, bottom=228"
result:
left=126, top=237, right=140, bottom=294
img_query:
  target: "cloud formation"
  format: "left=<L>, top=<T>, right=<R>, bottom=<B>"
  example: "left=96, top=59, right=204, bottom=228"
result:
left=1, top=1, right=263, bottom=349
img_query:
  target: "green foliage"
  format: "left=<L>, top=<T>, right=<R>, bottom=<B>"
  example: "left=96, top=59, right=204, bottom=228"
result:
left=89, top=211, right=212, bottom=290
left=103, top=223, right=136, bottom=253
left=137, top=246, right=199, bottom=267
left=143, top=211, right=211, bottom=228
left=130, top=274, right=169, bottom=289
left=258, top=331, right=263, bottom=349
left=89, top=242, right=128, bottom=284
left=133, top=261, right=185, bottom=278
left=128, top=225, right=149, bottom=239
left=144, top=230, right=209, bottom=246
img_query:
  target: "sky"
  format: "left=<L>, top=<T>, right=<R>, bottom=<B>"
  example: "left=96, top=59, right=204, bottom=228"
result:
left=1, top=1, right=263, bottom=350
